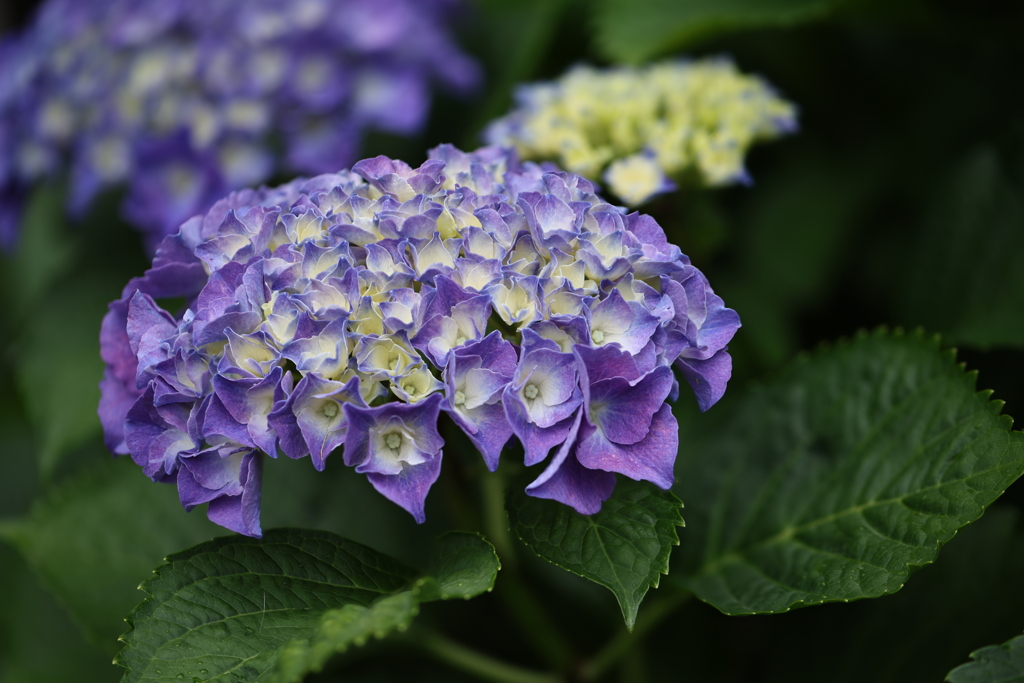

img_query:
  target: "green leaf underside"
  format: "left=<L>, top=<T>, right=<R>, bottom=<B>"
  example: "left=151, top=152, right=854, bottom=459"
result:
left=268, top=593, right=419, bottom=683
left=6, top=455, right=220, bottom=648
left=507, top=478, right=684, bottom=630
left=947, top=634, right=1024, bottom=683
left=674, top=329, right=1024, bottom=615
left=117, top=529, right=498, bottom=683
left=420, top=531, right=503, bottom=601
left=593, top=0, right=839, bottom=64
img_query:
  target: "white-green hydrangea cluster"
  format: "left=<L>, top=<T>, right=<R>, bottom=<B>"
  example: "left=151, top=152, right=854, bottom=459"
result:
left=486, top=58, right=797, bottom=206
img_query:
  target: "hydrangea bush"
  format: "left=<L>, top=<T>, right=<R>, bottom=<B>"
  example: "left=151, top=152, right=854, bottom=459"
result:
left=486, top=59, right=797, bottom=206
left=100, top=144, right=739, bottom=537
left=4, top=4, right=1024, bottom=682
left=0, top=0, right=478, bottom=248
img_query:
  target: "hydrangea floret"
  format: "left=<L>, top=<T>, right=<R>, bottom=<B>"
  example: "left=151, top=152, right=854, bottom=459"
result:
left=99, top=144, right=740, bottom=537
left=486, top=59, right=797, bottom=206
left=0, top=0, right=478, bottom=248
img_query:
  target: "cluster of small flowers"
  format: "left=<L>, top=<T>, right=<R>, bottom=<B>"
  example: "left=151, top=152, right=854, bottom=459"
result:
left=0, top=0, right=478, bottom=248
left=486, top=59, right=797, bottom=206
left=99, top=145, right=739, bottom=537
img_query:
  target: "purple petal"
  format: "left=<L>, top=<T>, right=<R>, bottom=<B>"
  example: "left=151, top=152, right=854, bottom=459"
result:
left=205, top=452, right=263, bottom=538
left=342, top=393, right=444, bottom=469
left=126, top=292, right=176, bottom=382
left=199, top=395, right=255, bottom=449
left=178, top=449, right=247, bottom=508
left=585, top=365, right=674, bottom=445
left=455, top=401, right=512, bottom=472
left=503, top=386, right=578, bottom=466
left=675, top=349, right=733, bottom=411
left=576, top=403, right=677, bottom=489
left=99, top=366, right=138, bottom=455
left=525, top=410, right=616, bottom=515
left=293, top=374, right=364, bottom=471
left=365, top=452, right=443, bottom=524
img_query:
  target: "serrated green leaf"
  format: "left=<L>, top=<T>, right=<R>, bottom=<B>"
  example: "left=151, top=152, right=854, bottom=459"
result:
left=117, top=529, right=416, bottom=683
left=947, top=633, right=1024, bottom=683
left=507, top=477, right=684, bottom=629
left=674, top=329, right=1024, bottom=615
left=268, top=592, right=419, bottom=683
left=6, top=454, right=220, bottom=649
left=592, top=0, right=840, bottom=64
left=712, top=506, right=1024, bottom=683
left=117, top=529, right=499, bottom=683
left=829, top=506, right=1024, bottom=683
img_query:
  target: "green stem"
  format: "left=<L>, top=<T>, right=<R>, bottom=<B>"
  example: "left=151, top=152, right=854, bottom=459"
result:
left=497, top=571, right=575, bottom=672
left=482, top=467, right=576, bottom=671
left=412, top=629, right=563, bottom=683
left=581, top=588, right=692, bottom=681
left=481, top=468, right=518, bottom=568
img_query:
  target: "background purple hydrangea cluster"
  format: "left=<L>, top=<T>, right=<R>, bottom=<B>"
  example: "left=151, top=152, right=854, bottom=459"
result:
left=99, top=144, right=739, bottom=537
left=0, top=0, right=478, bottom=249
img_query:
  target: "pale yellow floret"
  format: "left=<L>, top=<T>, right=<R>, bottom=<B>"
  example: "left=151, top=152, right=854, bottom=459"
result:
left=604, top=153, right=665, bottom=206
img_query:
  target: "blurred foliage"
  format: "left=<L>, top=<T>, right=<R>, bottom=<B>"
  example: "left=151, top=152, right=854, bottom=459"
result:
left=592, top=0, right=843, bottom=64
left=2, top=0, right=1024, bottom=681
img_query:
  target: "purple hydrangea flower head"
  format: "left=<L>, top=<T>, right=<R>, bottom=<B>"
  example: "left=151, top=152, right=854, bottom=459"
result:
left=100, top=143, right=739, bottom=536
left=0, top=0, right=479, bottom=249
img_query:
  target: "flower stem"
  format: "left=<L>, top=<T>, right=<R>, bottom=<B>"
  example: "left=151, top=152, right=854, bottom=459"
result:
left=580, top=588, right=692, bottom=681
left=411, top=629, right=563, bottom=683
left=481, top=468, right=518, bottom=567
left=481, top=465, right=575, bottom=671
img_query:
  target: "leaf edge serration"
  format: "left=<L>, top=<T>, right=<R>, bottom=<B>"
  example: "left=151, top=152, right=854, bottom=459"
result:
left=509, top=477, right=685, bottom=631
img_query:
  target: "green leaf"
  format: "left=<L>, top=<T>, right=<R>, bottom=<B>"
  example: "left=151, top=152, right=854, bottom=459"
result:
left=116, top=529, right=499, bottom=683
left=15, top=273, right=126, bottom=476
left=947, top=633, right=1024, bottom=683
left=829, top=506, right=1024, bottom=683
left=674, top=329, right=1024, bottom=615
left=268, top=592, right=419, bottom=683
left=507, top=477, right=684, bottom=630
left=896, top=144, right=1024, bottom=349
left=1, top=184, right=77, bottom=319
left=0, top=543, right=118, bottom=683
left=708, top=506, right=1024, bottom=683
left=593, top=0, right=840, bottom=64
left=4, top=454, right=220, bottom=649
left=419, top=531, right=501, bottom=602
